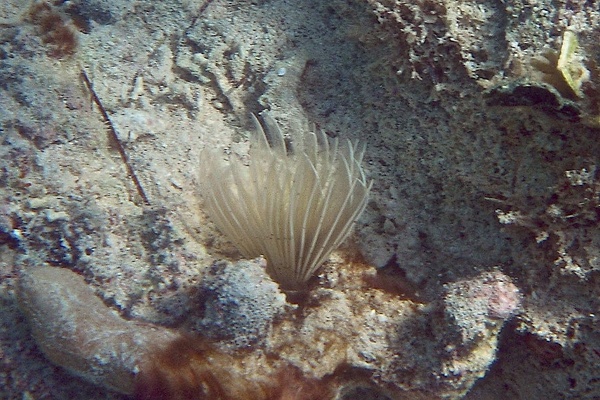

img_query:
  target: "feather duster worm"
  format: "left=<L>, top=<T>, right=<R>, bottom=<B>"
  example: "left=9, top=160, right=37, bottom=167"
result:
left=199, top=114, right=372, bottom=291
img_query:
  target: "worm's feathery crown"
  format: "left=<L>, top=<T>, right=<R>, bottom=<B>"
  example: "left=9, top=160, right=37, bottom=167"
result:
left=200, top=114, right=372, bottom=290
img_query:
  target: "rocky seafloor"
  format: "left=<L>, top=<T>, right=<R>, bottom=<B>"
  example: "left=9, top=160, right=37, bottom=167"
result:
left=1, top=0, right=599, bottom=399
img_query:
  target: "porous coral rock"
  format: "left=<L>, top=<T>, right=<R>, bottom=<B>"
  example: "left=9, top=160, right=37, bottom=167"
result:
left=191, top=257, right=290, bottom=349
left=444, top=270, right=521, bottom=341
left=442, top=270, right=522, bottom=384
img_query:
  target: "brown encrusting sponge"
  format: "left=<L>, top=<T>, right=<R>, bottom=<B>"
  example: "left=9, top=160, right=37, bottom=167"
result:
left=0, top=1, right=79, bottom=57
left=27, top=1, right=79, bottom=57
left=135, top=334, right=334, bottom=400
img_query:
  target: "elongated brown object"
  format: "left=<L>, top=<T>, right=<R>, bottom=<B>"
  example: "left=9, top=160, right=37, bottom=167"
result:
left=17, top=267, right=330, bottom=399
left=17, top=267, right=178, bottom=394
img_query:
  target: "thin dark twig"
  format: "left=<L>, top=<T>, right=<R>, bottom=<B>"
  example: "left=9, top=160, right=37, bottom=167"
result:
left=80, top=69, right=150, bottom=206
left=198, top=0, right=214, bottom=15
